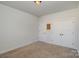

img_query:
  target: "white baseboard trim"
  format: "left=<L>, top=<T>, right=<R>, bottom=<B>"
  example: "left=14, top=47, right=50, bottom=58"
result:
left=39, top=40, right=76, bottom=49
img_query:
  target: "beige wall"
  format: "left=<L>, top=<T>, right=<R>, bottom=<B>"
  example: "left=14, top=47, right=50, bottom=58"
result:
left=0, top=4, right=38, bottom=54
left=38, top=8, right=78, bottom=49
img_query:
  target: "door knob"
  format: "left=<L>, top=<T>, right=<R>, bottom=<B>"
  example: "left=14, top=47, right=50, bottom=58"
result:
left=60, top=34, right=64, bottom=36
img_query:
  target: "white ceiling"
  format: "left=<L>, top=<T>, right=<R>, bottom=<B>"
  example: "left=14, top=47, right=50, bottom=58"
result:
left=0, top=1, right=79, bottom=17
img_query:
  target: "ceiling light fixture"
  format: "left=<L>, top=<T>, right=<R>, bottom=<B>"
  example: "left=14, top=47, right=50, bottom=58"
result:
left=34, top=1, right=42, bottom=6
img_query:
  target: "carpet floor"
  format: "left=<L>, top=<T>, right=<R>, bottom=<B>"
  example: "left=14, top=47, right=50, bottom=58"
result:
left=0, top=41, right=79, bottom=58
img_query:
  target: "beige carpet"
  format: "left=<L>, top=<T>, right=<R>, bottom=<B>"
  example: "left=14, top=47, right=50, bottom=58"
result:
left=0, top=41, right=79, bottom=58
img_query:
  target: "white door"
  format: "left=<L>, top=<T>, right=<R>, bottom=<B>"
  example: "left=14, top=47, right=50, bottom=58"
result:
left=60, top=19, right=76, bottom=48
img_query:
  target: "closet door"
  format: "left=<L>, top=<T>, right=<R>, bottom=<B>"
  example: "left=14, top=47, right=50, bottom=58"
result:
left=61, top=19, right=76, bottom=48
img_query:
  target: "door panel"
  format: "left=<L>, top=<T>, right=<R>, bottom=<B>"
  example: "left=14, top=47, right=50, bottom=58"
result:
left=61, top=20, right=76, bottom=48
